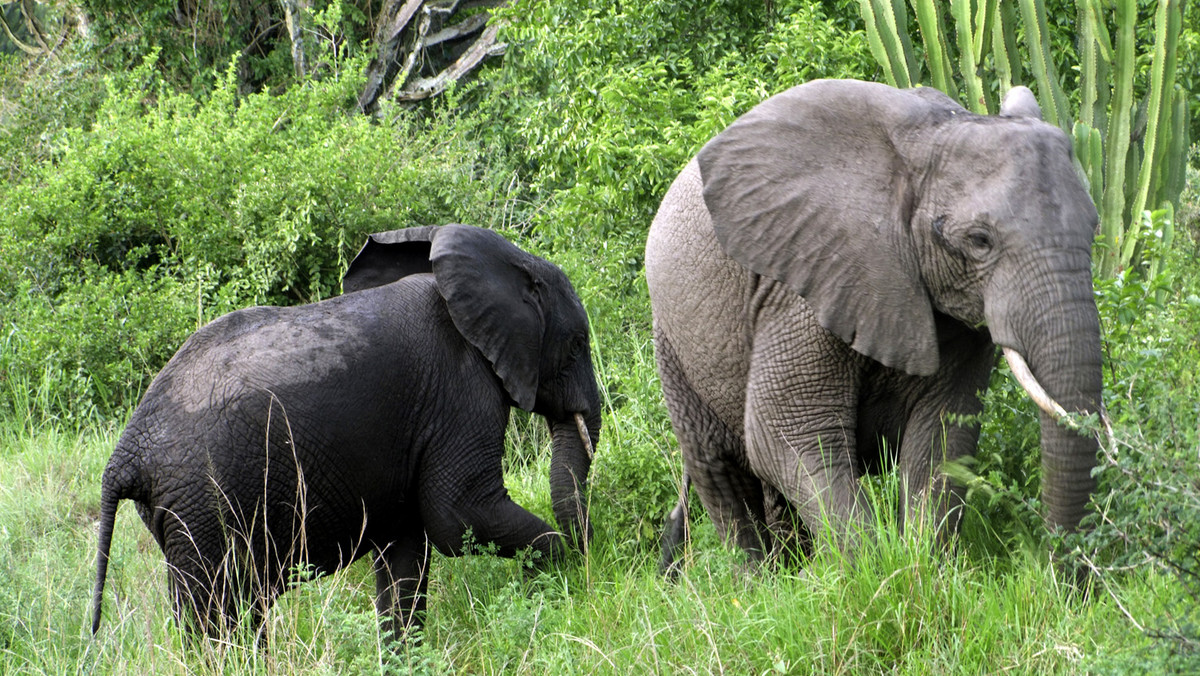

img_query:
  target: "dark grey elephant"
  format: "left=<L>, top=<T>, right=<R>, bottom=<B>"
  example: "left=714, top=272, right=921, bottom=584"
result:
left=647, top=79, right=1103, bottom=570
left=91, top=224, right=600, bottom=637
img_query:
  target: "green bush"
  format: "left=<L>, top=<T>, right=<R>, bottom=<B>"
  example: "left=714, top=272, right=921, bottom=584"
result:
left=75, top=0, right=374, bottom=93
left=1080, top=232, right=1200, bottom=668
left=0, top=53, right=500, bottom=420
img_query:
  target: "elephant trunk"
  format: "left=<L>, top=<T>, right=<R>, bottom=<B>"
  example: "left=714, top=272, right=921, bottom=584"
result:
left=996, top=273, right=1103, bottom=533
left=548, top=410, right=598, bottom=550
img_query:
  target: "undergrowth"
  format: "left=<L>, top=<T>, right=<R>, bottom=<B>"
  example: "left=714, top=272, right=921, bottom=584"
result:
left=0, top=417, right=1170, bottom=674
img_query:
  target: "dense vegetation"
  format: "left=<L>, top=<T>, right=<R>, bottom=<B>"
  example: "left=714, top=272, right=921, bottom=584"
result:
left=1, top=0, right=1198, bottom=672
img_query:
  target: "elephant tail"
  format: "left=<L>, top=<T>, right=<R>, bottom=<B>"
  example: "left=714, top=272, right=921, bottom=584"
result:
left=91, top=451, right=145, bottom=635
left=659, top=473, right=691, bottom=579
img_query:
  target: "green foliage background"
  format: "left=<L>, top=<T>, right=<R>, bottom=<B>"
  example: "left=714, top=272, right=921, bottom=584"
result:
left=1, top=0, right=1199, bottom=672
left=0, top=0, right=881, bottom=538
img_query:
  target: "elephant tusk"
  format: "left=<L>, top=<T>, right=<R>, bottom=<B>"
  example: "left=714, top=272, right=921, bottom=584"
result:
left=574, top=412, right=595, bottom=460
left=1001, top=347, right=1072, bottom=423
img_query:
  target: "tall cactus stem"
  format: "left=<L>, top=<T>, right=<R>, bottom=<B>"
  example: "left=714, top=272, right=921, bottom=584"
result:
left=912, top=0, right=955, bottom=97
left=1165, top=88, right=1190, bottom=203
left=859, top=0, right=903, bottom=88
left=1123, top=0, right=1180, bottom=268
left=991, top=0, right=1020, bottom=97
left=951, top=0, right=987, bottom=114
left=1098, top=0, right=1136, bottom=276
left=1076, top=0, right=1112, bottom=138
left=1018, top=0, right=1070, bottom=129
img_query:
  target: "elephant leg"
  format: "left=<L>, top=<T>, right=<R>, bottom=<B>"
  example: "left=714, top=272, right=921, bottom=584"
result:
left=160, top=512, right=231, bottom=635
left=743, top=304, right=868, bottom=555
left=896, top=327, right=994, bottom=538
left=659, top=472, right=691, bottom=577
left=655, top=330, right=773, bottom=562
left=374, top=529, right=431, bottom=640
left=161, top=507, right=280, bottom=636
left=421, top=468, right=567, bottom=566
left=761, top=483, right=812, bottom=567
left=166, top=560, right=213, bottom=634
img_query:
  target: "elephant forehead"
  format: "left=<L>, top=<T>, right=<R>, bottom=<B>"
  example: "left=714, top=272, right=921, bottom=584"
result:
left=933, top=121, right=1074, bottom=183
left=926, top=124, right=1093, bottom=222
left=159, top=303, right=373, bottom=414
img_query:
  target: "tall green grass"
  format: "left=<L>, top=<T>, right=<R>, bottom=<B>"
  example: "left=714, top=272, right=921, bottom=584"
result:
left=0, top=408, right=1181, bottom=674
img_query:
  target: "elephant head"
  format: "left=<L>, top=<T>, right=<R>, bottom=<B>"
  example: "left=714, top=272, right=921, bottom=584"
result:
left=696, top=80, right=1102, bottom=533
left=343, top=224, right=600, bottom=545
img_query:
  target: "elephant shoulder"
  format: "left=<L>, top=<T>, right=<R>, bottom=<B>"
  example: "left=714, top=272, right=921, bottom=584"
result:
left=194, top=305, right=283, bottom=343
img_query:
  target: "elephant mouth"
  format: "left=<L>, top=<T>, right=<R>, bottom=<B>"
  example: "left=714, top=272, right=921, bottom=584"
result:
left=1001, top=347, right=1106, bottom=435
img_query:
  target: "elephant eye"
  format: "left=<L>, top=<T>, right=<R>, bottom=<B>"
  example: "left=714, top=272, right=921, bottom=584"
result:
left=965, top=228, right=994, bottom=254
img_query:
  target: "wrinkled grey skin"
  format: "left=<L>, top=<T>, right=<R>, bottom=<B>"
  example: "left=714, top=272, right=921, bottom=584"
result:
left=92, top=224, right=600, bottom=637
left=648, top=80, right=1102, bottom=570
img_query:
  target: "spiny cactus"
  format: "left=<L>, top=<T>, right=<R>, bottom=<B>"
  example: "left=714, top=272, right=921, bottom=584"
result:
left=858, top=0, right=919, bottom=89
left=855, top=0, right=1189, bottom=279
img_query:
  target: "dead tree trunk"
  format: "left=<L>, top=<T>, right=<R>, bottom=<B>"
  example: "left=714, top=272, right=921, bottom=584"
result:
left=280, top=0, right=309, bottom=79
left=358, top=0, right=508, bottom=114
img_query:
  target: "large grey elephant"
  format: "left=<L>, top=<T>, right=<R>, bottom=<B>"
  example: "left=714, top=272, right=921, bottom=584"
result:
left=647, top=79, right=1102, bottom=570
left=91, top=224, right=600, bottom=637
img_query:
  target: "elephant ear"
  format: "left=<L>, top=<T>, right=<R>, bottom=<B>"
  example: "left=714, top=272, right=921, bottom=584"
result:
left=430, top=225, right=544, bottom=411
left=998, top=85, right=1043, bottom=119
left=698, top=79, right=963, bottom=376
left=342, top=226, right=439, bottom=293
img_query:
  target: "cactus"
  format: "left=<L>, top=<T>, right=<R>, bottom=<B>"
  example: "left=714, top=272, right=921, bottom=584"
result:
left=1076, top=0, right=1112, bottom=137
left=1017, top=0, right=1069, bottom=130
left=1094, top=0, right=1136, bottom=276
left=912, top=0, right=956, bottom=98
left=1165, top=88, right=1190, bottom=203
left=1123, top=0, right=1180, bottom=270
left=1073, top=121, right=1105, bottom=209
left=854, top=0, right=1188, bottom=279
left=991, top=0, right=1020, bottom=98
left=950, top=0, right=987, bottom=114
left=859, top=0, right=919, bottom=88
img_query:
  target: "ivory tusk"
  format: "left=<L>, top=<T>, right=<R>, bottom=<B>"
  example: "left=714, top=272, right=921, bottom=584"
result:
left=1001, top=347, right=1072, bottom=422
left=574, top=412, right=595, bottom=459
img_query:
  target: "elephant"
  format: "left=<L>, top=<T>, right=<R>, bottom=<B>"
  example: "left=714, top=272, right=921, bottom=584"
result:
left=91, top=224, right=601, bottom=637
left=646, top=79, right=1103, bottom=572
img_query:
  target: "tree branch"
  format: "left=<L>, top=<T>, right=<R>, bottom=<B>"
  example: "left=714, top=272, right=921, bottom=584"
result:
left=425, top=12, right=487, bottom=48
left=20, top=0, right=50, bottom=53
left=359, top=0, right=427, bottom=113
left=1, top=2, right=42, bottom=55
left=395, top=21, right=505, bottom=102
left=359, top=0, right=508, bottom=112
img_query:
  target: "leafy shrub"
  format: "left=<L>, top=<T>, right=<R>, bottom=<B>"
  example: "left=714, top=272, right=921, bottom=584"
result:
left=1078, top=234, right=1200, bottom=669
left=0, top=52, right=501, bottom=419
left=76, top=0, right=375, bottom=94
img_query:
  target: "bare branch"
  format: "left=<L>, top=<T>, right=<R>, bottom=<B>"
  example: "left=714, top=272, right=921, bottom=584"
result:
left=280, top=0, right=309, bottom=78
left=396, top=21, right=505, bottom=102
left=0, top=22, right=40, bottom=56
left=1, top=3, right=43, bottom=55
left=360, top=0, right=509, bottom=112
left=385, top=0, right=427, bottom=42
left=382, top=10, right=431, bottom=103
left=359, top=0, right=428, bottom=113
left=425, top=12, right=488, bottom=48
left=20, top=0, right=50, bottom=52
